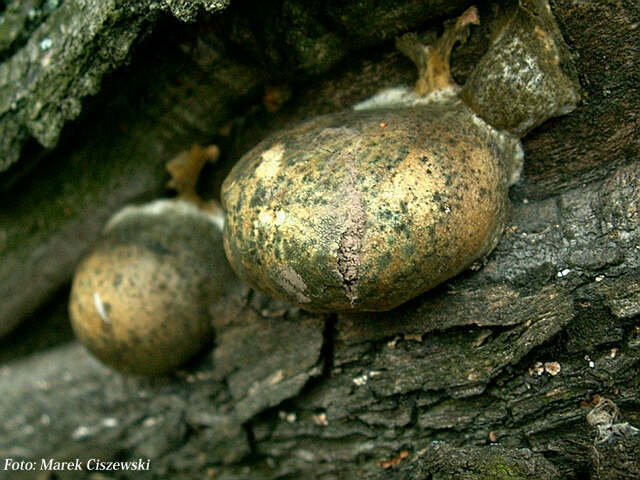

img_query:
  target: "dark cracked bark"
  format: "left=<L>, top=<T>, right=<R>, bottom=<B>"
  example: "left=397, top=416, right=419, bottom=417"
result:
left=0, top=0, right=639, bottom=479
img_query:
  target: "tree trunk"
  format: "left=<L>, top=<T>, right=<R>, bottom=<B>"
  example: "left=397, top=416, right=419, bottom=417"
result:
left=0, top=0, right=638, bottom=478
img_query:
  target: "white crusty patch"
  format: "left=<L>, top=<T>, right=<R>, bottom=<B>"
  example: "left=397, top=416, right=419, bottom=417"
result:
left=255, top=142, right=285, bottom=180
left=353, top=85, right=460, bottom=111
left=209, top=208, right=226, bottom=231
left=257, top=209, right=287, bottom=226
left=413, top=86, right=461, bottom=106
left=469, top=110, right=524, bottom=187
left=277, top=266, right=311, bottom=304
left=258, top=211, right=272, bottom=224
left=508, top=142, right=525, bottom=186
left=493, top=37, right=543, bottom=89
left=105, top=199, right=225, bottom=232
left=353, top=86, right=416, bottom=111
left=93, top=292, right=110, bottom=324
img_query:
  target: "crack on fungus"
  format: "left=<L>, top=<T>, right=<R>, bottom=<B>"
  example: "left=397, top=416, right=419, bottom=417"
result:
left=336, top=139, right=365, bottom=305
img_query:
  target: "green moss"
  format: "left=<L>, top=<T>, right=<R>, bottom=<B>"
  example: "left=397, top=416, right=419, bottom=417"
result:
left=473, top=458, right=528, bottom=480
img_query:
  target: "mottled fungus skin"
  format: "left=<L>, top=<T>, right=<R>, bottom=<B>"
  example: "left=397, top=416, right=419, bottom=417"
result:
left=223, top=103, right=521, bottom=312
left=69, top=200, right=231, bottom=375
left=69, top=145, right=233, bottom=375
left=222, top=1, right=578, bottom=313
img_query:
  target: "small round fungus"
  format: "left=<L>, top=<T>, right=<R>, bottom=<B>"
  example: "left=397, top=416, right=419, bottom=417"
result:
left=69, top=146, right=235, bottom=375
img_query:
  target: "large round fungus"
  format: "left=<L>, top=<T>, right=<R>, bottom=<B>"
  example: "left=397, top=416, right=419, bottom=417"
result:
left=222, top=3, right=578, bottom=313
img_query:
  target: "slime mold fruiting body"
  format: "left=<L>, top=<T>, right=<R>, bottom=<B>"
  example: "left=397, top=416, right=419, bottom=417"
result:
left=221, top=2, right=578, bottom=313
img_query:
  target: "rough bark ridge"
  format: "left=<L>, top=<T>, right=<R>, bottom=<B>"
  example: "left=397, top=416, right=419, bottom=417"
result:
left=0, top=0, right=229, bottom=172
left=0, top=0, right=639, bottom=479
